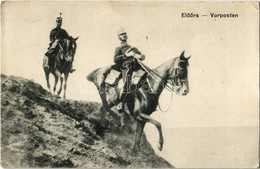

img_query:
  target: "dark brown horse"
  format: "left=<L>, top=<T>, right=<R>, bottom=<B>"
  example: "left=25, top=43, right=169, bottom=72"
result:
left=87, top=51, right=190, bottom=152
left=43, top=36, right=78, bottom=98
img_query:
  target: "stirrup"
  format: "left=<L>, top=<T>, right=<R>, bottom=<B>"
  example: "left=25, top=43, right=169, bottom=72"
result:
left=116, top=102, right=124, bottom=111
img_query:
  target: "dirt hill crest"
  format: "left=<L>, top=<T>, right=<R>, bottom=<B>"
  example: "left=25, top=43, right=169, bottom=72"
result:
left=1, top=74, right=173, bottom=168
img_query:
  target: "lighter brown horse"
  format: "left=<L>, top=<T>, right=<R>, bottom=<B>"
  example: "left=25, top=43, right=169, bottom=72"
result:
left=87, top=51, right=190, bottom=152
left=43, top=36, right=78, bottom=98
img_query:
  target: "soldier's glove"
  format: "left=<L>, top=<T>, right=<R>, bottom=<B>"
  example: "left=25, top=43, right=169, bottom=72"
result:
left=134, top=54, right=145, bottom=60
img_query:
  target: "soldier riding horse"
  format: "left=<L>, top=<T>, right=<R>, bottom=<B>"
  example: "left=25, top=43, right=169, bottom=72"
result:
left=43, top=36, right=78, bottom=98
left=43, top=14, right=78, bottom=98
left=87, top=50, right=190, bottom=152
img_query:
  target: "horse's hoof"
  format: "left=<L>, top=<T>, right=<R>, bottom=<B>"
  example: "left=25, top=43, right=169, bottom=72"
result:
left=156, top=142, right=163, bottom=151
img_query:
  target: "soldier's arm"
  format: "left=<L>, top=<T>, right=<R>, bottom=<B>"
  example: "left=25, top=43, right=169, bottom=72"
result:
left=62, top=29, right=70, bottom=39
left=50, top=30, right=55, bottom=42
left=133, top=47, right=142, bottom=55
left=114, top=47, right=126, bottom=64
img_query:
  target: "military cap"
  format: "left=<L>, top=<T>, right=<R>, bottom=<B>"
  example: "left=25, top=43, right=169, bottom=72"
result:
left=117, top=27, right=126, bottom=36
left=56, top=13, right=62, bottom=23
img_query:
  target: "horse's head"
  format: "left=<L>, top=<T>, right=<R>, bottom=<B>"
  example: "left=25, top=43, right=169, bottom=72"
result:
left=168, top=51, right=190, bottom=95
left=62, top=36, right=79, bottom=62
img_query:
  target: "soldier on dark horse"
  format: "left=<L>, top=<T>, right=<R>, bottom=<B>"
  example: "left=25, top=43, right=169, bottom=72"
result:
left=87, top=27, right=190, bottom=152
left=43, top=14, right=75, bottom=73
left=43, top=14, right=78, bottom=98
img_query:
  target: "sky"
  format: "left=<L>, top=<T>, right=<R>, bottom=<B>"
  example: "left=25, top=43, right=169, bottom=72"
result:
left=1, top=1, right=259, bottom=128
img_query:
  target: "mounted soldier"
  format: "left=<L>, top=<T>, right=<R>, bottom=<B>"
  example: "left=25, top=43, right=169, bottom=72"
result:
left=87, top=49, right=191, bottom=152
left=44, top=13, right=75, bottom=73
left=113, top=27, right=145, bottom=111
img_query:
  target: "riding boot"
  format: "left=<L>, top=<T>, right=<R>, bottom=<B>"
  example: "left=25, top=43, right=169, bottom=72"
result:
left=69, top=65, right=76, bottom=73
left=116, top=92, right=126, bottom=111
left=116, top=67, right=129, bottom=111
left=45, top=48, right=55, bottom=57
left=116, top=81, right=129, bottom=111
left=45, top=51, right=50, bottom=57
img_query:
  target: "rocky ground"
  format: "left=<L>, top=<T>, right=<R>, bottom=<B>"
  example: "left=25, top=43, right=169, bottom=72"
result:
left=1, top=74, right=173, bottom=168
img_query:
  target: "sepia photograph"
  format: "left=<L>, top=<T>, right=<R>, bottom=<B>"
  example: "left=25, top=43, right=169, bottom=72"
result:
left=1, top=1, right=259, bottom=168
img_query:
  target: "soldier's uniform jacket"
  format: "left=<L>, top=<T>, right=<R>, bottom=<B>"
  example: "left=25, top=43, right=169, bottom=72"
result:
left=50, top=27, right=69, bottom=42
left=114, top=42, right=142, bottom=69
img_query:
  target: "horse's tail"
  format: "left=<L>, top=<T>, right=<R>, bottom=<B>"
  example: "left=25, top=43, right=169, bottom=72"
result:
left=86, top=68, right=100, bottom=82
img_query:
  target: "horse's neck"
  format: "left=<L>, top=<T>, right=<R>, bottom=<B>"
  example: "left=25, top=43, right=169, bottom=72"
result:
left=149, top=58, right=177, bottom=96
left=59, top=41, right=66, bottom=51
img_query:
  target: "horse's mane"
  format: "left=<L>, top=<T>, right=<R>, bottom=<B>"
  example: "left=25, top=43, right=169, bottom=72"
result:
left=152, top=57, right=177, bottom=72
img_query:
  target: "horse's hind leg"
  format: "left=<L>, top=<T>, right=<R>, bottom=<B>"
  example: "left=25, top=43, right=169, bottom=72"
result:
left=139, top=113, right=164, bottom=151
left=100, top=91, right=124, bottom=128
left=53, top=73, right=58, bottom=93
left=58, top=76, right=63, bottom=96
left=100, top=106, right=108, bottom=128
left=133, top=120, right=145, bottom=153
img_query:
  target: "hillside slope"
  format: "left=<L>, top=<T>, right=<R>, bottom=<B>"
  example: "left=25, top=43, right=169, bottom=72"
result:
left=1, top=74, right=173, bottom=168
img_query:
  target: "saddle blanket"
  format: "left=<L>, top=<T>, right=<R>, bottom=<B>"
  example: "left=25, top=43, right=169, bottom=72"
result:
left=105, top=69, right=121, bottom=85
left=131, top=69, right=146, bottom=85
left=105, top=69, right=146, bottom=85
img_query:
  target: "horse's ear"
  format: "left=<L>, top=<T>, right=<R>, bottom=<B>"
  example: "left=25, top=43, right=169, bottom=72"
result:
left=74, top=37, right=79, bottom=41
left=186, top=55, right=191, bottom=60
left=180, top=50, right=185, bottom=59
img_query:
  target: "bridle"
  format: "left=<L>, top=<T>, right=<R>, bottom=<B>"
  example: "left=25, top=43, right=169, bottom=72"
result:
left=167, top=59, right=189, bottom=93
left=136, top=57, right=188, bottom=112
left=137, top=57, right=187, bottom=93
left=58, top=39, right=76, bottom=62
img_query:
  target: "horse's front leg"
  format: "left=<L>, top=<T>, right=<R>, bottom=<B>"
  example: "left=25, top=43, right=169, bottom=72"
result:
left=55, top=70, right=63, bottom=96
left=133, top=120, right=146, bottom=153
left=139, top=113, right=164, bottom=151
left=44, top=70, right=51, bottom=93
left=53, top=74, right=58, bottom=93
left=58, top=76, right=63, bottom=96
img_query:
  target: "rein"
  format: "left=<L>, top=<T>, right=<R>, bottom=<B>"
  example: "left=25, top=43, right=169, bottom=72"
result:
left=136, top=58, right=179, bottom=112
left=58, top=43, right=65, bottom=60
left=58, top=40, right=74, bottom=62
left=146, top=78, right=175, bottom=113
left=136, top=58, right=178, bottom=92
